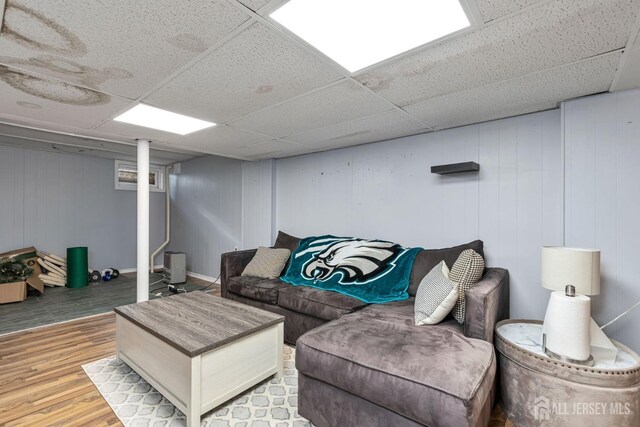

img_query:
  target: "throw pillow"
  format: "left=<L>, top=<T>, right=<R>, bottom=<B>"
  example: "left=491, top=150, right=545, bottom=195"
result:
left=242, top=247, right=291, bottom=279
left=414, top=261, right=459, bottom=325
left=450, top=249, right=485, bottom=324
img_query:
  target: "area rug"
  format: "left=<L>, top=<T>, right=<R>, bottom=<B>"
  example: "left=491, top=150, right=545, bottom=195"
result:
left=82, top=345, right=312, bottom=426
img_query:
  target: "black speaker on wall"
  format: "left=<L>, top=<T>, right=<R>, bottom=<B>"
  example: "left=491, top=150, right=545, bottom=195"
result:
left=431, top=161, right=480, bottom=175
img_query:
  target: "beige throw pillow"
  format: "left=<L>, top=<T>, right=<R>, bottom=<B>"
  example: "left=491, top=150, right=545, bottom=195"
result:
left=450, top=249, right=485, bottom=324
left=242, top=247, right=291, bottom=279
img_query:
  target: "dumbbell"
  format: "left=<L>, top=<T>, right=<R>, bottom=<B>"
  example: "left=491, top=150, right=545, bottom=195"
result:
left=89, top=270, right=101, bottom=282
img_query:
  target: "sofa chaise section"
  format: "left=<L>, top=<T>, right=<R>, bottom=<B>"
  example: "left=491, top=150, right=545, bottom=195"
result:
left=296, top=299, right=498, bottom=427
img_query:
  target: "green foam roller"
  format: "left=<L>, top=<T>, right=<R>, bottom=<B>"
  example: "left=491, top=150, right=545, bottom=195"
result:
left=67, top=247, right=88, bottom=288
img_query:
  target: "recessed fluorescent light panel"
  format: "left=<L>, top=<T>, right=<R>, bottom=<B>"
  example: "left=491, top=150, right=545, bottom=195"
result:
left=113, top=104, right=215, bottom=135
left=270, top=0, right=470, bottom=72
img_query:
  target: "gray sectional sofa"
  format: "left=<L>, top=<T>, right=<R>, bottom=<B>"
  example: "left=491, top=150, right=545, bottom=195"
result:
left=220, top=233, right=509, bottom=427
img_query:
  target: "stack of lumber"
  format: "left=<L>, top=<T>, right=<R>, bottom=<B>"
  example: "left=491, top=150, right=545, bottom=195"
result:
left=37, top=253, right=67, bottom=287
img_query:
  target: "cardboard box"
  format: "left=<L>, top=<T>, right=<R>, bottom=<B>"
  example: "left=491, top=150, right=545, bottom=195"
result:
left=0, top=247, right=45, bottom=294
left=0, top=281, right=27, bottom=304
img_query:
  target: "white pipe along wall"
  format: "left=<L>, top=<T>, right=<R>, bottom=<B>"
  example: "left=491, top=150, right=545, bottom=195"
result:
left=137, top=139, right=150, bottom=302
left=150, top=165, right=171, bottom=272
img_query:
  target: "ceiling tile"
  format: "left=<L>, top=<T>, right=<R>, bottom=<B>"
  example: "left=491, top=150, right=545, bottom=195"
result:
left=0, top=0, right=250, bottom=99
left=356, top=0, right=638, bottom=107
left=236, top=139, right=312, bottom=160
left=178, top=125, right=275, bottom=154
left=404, top=51, right=621, bottom=130
left=230, top=79, right=393, bottom=138
left=475, top=0, right=543, bottom=22
left=287, top=110, right=429, bottom=150
left=0, top=125, right=194, bottom=164
left=0, top=66, right=132, bottom=129
left=145, top=22, right=343, bottom=124
left=236, top=0, right=272, bottom=12
left=611, top=31, right=640, bottom=92
left=94, top=121, right=273, bottom=154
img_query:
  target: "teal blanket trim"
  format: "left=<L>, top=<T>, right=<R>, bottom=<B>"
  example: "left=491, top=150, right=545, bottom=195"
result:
left=280, top=235, right=421, bottom=304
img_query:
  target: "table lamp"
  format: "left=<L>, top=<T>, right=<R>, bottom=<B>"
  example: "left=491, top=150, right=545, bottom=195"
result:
left=541, top=247, right=600, bottom=366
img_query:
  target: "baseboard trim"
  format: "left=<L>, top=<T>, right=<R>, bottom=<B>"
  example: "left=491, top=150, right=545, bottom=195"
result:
left=119, top=265, right=164, bottom=274
left=186, top=271, right=220, bottom=283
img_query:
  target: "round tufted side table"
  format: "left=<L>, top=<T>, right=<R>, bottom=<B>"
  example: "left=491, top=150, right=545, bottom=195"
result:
left=494, top=319, right=640, bottom=426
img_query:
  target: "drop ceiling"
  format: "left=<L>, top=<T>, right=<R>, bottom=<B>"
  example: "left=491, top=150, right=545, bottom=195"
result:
left=0, top=0, right=639, bottom=161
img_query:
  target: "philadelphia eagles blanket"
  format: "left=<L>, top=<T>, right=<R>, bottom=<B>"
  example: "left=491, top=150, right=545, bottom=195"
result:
left=280, top=235, right=421, bottom=303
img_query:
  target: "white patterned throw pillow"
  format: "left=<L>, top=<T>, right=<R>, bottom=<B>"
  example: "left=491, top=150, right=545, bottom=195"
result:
left=414, top=261, right=459, bottom=325
left=450, top=249, right=485, bottom=324
left=242, top=247, right=291, bottom=279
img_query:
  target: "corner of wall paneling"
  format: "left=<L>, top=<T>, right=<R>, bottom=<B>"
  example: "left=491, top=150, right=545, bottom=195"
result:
left=560, top=101, right=566, bottom=246
left=270, top=159, right=277, bottom=245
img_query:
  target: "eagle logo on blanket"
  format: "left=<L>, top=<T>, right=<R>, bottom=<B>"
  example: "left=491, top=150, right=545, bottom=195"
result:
left=280, top=235, right=422, bottom=304
left=303, top=239, right=402, bottom=283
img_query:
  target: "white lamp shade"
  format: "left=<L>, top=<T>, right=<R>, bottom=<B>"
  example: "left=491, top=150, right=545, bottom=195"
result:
left=541, top=247, right=600, bottom=295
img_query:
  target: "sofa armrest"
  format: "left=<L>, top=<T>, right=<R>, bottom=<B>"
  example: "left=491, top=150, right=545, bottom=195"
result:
left=463, top=267, right=509, bottom=343
left=220, top=249, right=257, bottom=298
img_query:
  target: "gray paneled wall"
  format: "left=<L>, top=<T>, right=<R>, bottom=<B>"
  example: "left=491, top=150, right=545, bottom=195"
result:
left=167, top=155, right=242, bottom=279
left=564, top=89, right=640, bottom=353
left=274, top=110, right=564, bottom=325
left=0, top=141, right=166, bottom=270
left=242, top=159, right=275, bottom=249
left=174, top=90, right=639, bottom=353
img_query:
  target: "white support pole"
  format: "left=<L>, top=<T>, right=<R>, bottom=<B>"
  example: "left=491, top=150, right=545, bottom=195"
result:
left=137, top=139, right=150, bottom=302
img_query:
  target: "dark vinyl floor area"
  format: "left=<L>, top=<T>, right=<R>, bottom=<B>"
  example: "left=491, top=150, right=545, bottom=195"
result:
left=0, top=272, right=217, bottom=335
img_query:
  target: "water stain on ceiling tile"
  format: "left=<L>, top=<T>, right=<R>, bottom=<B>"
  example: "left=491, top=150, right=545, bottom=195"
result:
left=0, top=55, right=133, bottom=89
left=166, top=33, right=209, bottom=53
left=0, top=65, right=111, bottom=105
left=1, top=2, right=87, bottom=57
left=255, top=84, right=273, bottom=94
left=361, top=75, right=395, bottom=92
left=16, top=100, right=41, bottom=108
left=331, top=130, right=370, bottom=140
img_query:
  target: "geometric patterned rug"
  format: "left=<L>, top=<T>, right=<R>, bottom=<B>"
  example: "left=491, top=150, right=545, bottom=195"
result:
left=82, top=345, right=313, bottom=427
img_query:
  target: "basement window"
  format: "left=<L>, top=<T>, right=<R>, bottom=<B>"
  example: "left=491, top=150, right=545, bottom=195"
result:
left=114, top=160, right=165, bottom=192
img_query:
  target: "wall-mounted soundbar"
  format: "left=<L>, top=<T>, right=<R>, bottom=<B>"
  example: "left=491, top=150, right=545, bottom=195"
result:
left=431, top=161, right=480, bottom=175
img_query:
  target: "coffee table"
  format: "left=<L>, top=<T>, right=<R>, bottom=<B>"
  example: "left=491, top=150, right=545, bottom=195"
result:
left=114, top=291, right=284, bottom=427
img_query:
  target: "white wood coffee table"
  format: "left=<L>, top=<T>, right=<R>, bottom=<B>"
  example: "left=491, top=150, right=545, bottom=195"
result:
left=114, top=292, right=284, bottom=427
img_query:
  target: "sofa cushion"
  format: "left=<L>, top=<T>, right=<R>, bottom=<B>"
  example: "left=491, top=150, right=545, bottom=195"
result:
left=226, top=276, right=288, bottom=305
left=408, top=240, right=484, bottom=296
left=278, top=286, right=369, bottom=321
left=273, top=231, right=301, bottom=273
left=296, top=300, right=496, bottom=427
left=359, top=298, right=463, bottom=333
left=273, top=230, right=301, bottom=253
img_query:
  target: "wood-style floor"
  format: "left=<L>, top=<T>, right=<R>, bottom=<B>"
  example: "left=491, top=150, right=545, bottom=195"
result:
left=0, top=313, right=121, bottom=426
left=0, top=287, right=513, bottom=427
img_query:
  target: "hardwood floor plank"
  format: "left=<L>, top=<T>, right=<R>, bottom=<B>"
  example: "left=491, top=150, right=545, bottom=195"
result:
left=0, top=313, right=122, bottom=427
